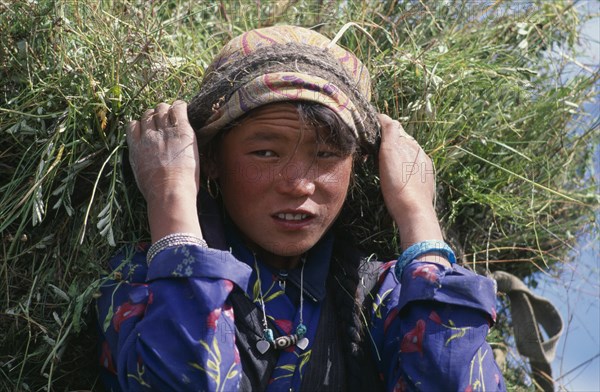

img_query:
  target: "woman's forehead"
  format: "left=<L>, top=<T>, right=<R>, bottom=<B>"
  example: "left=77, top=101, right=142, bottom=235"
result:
left=230, top=104, right=319, bottom=142
left=216, top=102, right=357, bottom=155
left=243, top=103, right=300, bottom=122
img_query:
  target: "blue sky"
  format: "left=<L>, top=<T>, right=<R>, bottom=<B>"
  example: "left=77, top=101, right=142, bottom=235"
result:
left=538, top=239, right=599, bottom=391
left=536, top=1, right=599, bottom=390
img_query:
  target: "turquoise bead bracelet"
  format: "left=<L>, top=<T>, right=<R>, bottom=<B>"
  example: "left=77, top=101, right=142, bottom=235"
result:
left=394, top=240, right=456, bottom=281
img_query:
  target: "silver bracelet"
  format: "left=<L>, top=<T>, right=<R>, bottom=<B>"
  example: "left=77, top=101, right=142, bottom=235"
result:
left=147, top=233, right=208, bottom=264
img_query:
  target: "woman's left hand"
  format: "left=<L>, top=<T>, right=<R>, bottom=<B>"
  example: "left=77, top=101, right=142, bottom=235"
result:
left=378, top=114, right=445, bottom=250
left=378, top=114, right=435, bottom=217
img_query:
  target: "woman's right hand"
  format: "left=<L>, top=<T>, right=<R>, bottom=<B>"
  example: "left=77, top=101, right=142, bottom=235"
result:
left=127, top=100, right=200, bottom=202
left=126, top=100, right=202, bottom=241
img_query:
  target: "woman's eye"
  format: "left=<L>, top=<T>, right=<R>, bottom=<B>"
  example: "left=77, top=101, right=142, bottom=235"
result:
left=317, top=150, right=339, bottom=158
left=252, top=150, right=277, bottom=158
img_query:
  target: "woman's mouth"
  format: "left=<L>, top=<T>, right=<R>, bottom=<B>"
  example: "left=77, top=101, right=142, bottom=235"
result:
left=272, top=211, right=315, bottom=229
left=275, top=213, right=310, bottom=221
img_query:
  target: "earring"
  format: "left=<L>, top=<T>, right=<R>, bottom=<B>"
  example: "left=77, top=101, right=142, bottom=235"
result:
left=206, top=177, right=220, bottom=199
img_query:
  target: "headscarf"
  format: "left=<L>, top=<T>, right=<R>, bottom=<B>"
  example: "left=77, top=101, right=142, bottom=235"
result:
left=187, top=25, right=380, bottom=152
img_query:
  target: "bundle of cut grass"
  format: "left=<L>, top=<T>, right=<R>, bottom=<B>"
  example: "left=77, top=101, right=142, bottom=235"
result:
left=1, top=0, right=597, bottom=390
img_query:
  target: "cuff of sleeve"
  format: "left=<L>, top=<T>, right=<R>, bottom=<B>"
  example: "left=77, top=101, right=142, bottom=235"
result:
left=146, top=244, right=252, bottom=291
left=398, top=262, right=497, bottom=322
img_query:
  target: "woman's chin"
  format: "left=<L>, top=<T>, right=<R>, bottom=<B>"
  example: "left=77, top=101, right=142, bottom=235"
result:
left=253, top=241, right=317, bottom=269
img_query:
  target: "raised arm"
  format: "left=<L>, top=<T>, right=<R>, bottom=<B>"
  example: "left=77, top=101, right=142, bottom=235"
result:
left=126, top=100, right=202, bottom=241
left=377, top=113, right=450, bottom=267
left=96, top=102, right=249, bottom=390
left=374, top=114, right=505, bottom=391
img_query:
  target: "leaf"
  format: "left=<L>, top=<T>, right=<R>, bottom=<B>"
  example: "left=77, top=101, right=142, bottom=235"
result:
left=207, top=359, right=218, bottom=372
left=48, top=284, right=70, bottom=301
left=103, top=304, right=114, bottom=332
left=276, top=364, right=296, bottom=373
left=198, top=339, right=211, bottom=353
left=445, top=327, right=468, bottom=346
left=212, top=334, right=221, bottom=362
left=32, top=187, right=45, bottom=226
left=373, top=288, right=394, bottom=318
left=299, top=350, right=312, bottom=372
left=518, top=39, right=528, bottom=50
left=263, top=290, right=284, bottom=303
left=189, top=362, right=206, bottom=372
left=97, top=202, right=116, bottom=246
left=42, top=335, right=56, bottom=346
left=253, top=279, right=260, bottom=302
left=189, top=362, right=219, bottom=383
left=5, top=122, right=21, bottom=134
left=52, top=312, right=62, bottom=327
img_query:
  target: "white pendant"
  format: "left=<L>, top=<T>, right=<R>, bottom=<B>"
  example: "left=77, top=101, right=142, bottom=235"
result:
left=256, top=340, right=270, bottom=354
left=296, top=337, right=309, bottom=350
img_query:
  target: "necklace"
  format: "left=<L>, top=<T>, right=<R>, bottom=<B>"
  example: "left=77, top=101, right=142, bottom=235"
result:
left=254, top=253, right=309, bottom=354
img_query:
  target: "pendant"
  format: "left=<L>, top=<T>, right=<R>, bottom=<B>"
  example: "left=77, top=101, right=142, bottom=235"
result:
left=278, top=270, right=288, bottom=291
left=256, top=339, right=271, bottom=354
left=263, top=328, right=275, bottom=342
left=273, top=334, right=298, bottom=349
left=296, top=337, right=309, bottom=350
left=257, top=330, right=309, bottom=352
left=295, top=323, right=307, bottom=337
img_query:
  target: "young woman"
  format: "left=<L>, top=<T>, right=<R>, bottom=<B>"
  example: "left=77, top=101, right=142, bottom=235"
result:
left=97, top=26, right=504, bottom=391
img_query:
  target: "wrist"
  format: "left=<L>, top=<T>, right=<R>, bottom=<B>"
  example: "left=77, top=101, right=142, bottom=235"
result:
left=147, top=191, right=202, bottom=242
left=390, top=200, right=435, bottom=223
left=394, top=207, right=443, bottom=248
left=386, top=192, right=434, bottom=217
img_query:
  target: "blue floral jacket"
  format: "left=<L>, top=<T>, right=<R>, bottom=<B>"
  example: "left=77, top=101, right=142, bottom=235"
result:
left=96, top=234, right=505, bottom=391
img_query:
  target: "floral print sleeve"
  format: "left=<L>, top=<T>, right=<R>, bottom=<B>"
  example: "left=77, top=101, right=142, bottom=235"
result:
left=96, top=244, right=251, bottom=391
left=370, top=261, right=506, bottom=392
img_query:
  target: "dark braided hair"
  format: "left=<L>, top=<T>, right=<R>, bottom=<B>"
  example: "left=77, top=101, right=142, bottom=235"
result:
left=330, top=231, right=385, bottom=392
left=332, top=251, right=366, bottom=389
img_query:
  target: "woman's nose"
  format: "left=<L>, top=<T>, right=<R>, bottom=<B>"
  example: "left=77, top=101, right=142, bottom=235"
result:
left=275, top=164, right=316, bottom=197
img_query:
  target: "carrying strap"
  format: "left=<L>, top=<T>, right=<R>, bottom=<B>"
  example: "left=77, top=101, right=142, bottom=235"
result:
left=491, top=271, right=563, bottom=392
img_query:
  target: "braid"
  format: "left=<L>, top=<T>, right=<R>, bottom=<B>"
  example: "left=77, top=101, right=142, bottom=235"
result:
left=331, top=241, right=369, bottom=392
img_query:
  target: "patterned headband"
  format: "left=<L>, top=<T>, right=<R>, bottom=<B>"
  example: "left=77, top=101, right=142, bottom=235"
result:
left=187, top=25, right=380, bottom=152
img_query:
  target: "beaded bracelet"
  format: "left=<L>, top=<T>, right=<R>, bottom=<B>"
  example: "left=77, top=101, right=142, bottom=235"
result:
left=147, top=233, right=208, bottom=265
left=394, top=240, right=456, bottom=281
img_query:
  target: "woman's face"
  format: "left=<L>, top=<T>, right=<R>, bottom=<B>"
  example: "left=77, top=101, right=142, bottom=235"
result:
left=213, top=103, right=353, bottom=267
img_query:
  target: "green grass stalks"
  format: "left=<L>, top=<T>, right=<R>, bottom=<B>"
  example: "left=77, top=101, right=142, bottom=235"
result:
left=1, top=0, right=597, bottom=390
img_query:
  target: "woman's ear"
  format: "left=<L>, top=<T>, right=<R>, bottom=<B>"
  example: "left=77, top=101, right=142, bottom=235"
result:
left=201, top=151, right=220, bottom=180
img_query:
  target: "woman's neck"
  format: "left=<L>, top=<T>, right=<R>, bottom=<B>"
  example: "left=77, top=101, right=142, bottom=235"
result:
left=256, top=249, right=302, bottom=270
left=225, top=216, right=305, bottom=270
